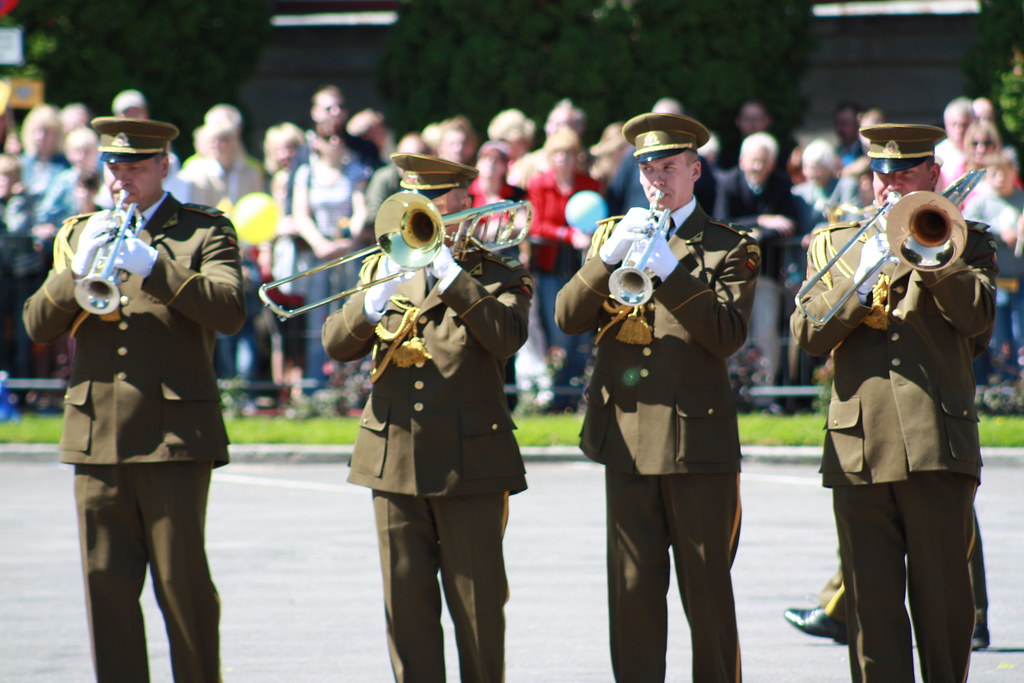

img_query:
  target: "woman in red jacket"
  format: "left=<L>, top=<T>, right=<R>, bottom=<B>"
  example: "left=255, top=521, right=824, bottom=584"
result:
left=526, top=128, right=600, bottom=410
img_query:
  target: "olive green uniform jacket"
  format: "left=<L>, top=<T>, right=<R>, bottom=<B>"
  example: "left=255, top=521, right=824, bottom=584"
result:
left=23, top=196, right=245, bottom=465
left=555, top=206, right=760, bottom=474
left=322, top=248, right=533, bottom=496
left=790, top=221, right=997, bottom=487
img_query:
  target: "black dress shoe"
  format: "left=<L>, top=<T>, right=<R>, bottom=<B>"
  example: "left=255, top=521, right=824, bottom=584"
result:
left=784, top=606, right=848, bottom=645
left=972, top=623, right=990, bottom=650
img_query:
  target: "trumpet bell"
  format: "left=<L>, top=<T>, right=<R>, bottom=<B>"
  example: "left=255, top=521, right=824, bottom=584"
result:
left=74, top=275, right=121, bottom=315
left=374, top=191, right=444, bottom=269
left=886, top=191, right=966, bottom=271
left=608, top=266, right=654, bottom=307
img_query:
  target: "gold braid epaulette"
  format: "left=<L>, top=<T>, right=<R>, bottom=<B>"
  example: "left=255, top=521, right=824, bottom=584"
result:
left=808, top=221, right=862, bottom=290
left=358, top=252, right=384, bottom=283
left=52, top=215, right=83, bottom=276
left=587, top=215, right=624, bottom=261
left=595, top=301, right=652, bottom=345
left=369, top=299, right=431, bottom=383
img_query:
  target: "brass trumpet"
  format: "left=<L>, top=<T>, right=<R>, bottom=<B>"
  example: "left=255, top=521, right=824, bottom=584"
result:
left=73, top=190, right=141, bottom=315
left=608, top=190, right=672, bottom=306
left=259, top=191, right=532, bottom=319
left=795, top=169, right=984, bottom=326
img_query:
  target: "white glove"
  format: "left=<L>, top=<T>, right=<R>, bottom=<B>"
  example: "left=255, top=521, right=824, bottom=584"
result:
left=362, top=256, right=413, bottom=322
left=427, top=244, right=461, bottom=291
left=646, top=233, right=678, bottom=280
left=599, top=207, right=650, bottom=265
left=854, top=233, right=893, bottom=303
left=71, top=211, right=113, bottom=277
left=113, top=237, right=159, bottom=277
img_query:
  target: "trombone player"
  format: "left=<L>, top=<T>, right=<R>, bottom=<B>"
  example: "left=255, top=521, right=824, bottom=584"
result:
left=321, top=153, right=533, bottom=682
left=790, top=124, right=997, bottom=682
left=23, top=117, right=245, bottom=682
left=555, top=113, right=759, bottom=682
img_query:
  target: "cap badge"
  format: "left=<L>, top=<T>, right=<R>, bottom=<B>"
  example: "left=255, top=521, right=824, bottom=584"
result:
left=884, top=140, right=900, bottom=155
left=643, top=132, right=660, bottom=148
left=112, top=133, right=131, bottom=148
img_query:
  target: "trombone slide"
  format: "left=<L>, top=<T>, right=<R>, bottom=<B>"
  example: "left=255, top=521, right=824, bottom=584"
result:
left=258, top=191, right=533, bottom=319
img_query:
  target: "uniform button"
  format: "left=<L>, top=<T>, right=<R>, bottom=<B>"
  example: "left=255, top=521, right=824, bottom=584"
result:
left=115, top=371, right=127, bottom=380
left=119, top=295, right=129, bottom=306
left=707, top=408, right=715, bottom=415
left=890, top=332, right=899, bottom=341
left=413, top=402, right=424, bottom=412
left=962, top=410, right=969, bottom=417
left=117, top=347, right=127, bottom=356
left=414, top=380, right=424, bottom=390
left=491, top=423, right=498, bottom=431
left=832, top=418, right=839, bottom=426
left=894, top=285, right=905, bottom=294
left=891, top=358, right=901, bottom=367
left=118, top=321, right=128, bottom=331
left=640, top=369, right=649, bottom=377
left=892, top=309, right=902, bottom=318
left=419, top=316, right=428, bottom=324
left=642, top=347, right=652, bottom=356
left=415, top=361, right=425, bottom=369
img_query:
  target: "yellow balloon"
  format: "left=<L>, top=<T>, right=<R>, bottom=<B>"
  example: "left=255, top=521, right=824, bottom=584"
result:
left=232, top=192, right=278, bottom=244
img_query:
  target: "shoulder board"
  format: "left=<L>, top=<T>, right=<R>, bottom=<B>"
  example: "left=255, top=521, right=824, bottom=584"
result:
left=479, top=249, right=525, bottom=270
left=182, top=203, right=225, bottom=217
left=61, top=211, right=98, bottom=227
left=966, top=220, right=989, bottom=234
left=707, top=220, right=751, bottom=237
left=811, top=220, right=859, bottom=235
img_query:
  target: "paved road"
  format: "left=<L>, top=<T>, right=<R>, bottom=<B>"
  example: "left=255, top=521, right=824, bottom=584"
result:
left=3, top=456, right=1021, bottom=682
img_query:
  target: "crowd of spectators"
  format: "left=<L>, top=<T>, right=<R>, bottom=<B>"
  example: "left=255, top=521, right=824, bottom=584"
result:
left=1, top=87, right=1021, bottom=414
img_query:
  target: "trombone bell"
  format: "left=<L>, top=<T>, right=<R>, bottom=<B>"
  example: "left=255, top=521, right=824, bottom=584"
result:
left=374, top=191, right=444, bottom=270
left=886, top=191, right=966, bottom=271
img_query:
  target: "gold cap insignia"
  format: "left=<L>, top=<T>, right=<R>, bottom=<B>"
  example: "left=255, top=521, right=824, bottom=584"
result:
left=884, top=140, right=899, bottom=155
left=113, top=133, right=131, bottom=148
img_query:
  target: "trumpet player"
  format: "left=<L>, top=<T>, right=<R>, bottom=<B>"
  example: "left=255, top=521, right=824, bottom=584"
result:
left=790, top=124, right=997, bottom=683
left=321, top=153, right=532, bottom=682
left=555, top=113, right=760, bottom=683
left=23, top=117, right=245, bottom=683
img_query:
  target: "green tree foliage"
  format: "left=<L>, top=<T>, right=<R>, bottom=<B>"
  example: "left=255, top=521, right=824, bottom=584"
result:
left=963, top=0, right=1024, bottom=147
left=998, top=51, right=1024, bottom=147
left=377, top=0, right=815, bottom=148
left=0, top=0, right=271, bottom=154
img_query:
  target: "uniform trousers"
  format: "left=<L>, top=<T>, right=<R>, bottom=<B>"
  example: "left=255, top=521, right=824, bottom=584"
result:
left=371, top=490, right=510, bottom=683
left=833, top=471, right=977, bottom=683
left=74, top=461, right=220, bottom=683
left=605, top=468, right=742, bottom=683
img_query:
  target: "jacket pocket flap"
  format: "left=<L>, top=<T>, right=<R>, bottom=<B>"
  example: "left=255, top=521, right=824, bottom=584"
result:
left=359, top=397, right=390, bottom=433
left=675, top=385, right=737, bottom=418
left=64, top=379, right=91, bottom=406
left=460, top=399, right=516, bottom=437
left=160, top=371, right=221, bottom=401
left=939, top=390, right=978, bottom=422
left=826, top=397, right=861, bottom=430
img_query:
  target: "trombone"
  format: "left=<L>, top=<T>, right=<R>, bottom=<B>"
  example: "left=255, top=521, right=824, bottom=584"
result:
left=259, top=191, right=532, bottom=319
left=795, top=168, right=984, bottom=327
